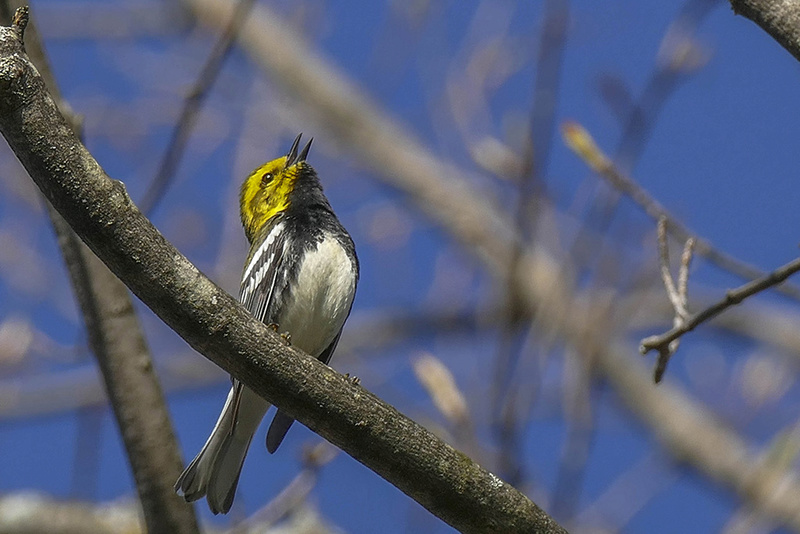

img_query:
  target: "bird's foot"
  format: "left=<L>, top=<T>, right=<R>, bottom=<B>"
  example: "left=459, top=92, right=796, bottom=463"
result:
left=345, top=373, right=361, bottom=386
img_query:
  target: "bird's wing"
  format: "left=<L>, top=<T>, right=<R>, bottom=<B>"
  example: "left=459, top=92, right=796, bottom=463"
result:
left=239, top=220, right=291, bottom=323
left=227, top=220, right=291, bottom=438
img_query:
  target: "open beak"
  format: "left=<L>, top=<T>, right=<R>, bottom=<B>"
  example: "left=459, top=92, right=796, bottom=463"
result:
left=286, top=133, right=313, bottom=166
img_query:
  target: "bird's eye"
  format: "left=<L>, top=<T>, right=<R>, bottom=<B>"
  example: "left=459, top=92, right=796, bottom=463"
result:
left=261, top=172, right=274, bottom=186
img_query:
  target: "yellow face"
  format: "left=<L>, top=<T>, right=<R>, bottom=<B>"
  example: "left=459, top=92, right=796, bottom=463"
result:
left=239, top=155, right=301, bottom=243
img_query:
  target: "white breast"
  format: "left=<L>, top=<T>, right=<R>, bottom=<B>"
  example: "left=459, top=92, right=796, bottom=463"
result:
left=277, top=234, right=356, bottom=357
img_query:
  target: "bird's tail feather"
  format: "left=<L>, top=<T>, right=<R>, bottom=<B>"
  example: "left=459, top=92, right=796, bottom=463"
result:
left=175, top=383, right=269, bottom=514
left=266, top=410, right=296, bottom=453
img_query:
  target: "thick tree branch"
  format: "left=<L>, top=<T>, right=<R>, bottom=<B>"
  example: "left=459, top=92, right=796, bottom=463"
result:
left=730, top=0, right=800, bottom=62
left=0, top=12, right=563, bottom=534
left=0, top=3, right=199, bottom=533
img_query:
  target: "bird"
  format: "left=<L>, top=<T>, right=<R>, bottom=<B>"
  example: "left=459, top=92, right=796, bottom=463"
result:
left=175, top=134, right=359, bottom=514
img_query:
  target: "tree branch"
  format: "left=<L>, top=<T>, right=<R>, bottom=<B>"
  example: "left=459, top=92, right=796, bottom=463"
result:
left=0, top=3, right=199, bottom=533
left=139, top=0, right=255, bottom=216
left=599, top=336, right=800, bottom=531
left=650, top=217, right=695, bottom=382
left=50, top=207, right=201, bottom=534
left=640, top=254, right=800, bottom=357
left=492, top=0, right=569, bottom=490
left=730, top=0, right=800, bottom=62
left=562, top=121, right=800, bottom=301
left=0, top=493, right=142, bottom=534
left=0, top=11, right=563, bottom=534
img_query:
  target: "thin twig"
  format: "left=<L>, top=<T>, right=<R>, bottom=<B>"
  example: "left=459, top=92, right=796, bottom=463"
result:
left=138, top=0, right=255, bottom=216
left=598, top=340, right=800, bottom=531
left=641, top=255, right=800, bottom=357
left=549, top=2, right=713, bottom=515
left=562, top=121, right=800, bottom=302
left=180, top=2, right=800, bottom=528
left=677, top=237, right=695, bottom=315
left=654, top=227, right=694, bottom=381
left=652, top=216, right=697, bottom=382
left=657, top=218, right=680, bottom=313
left=564, top=0, right=716, bottom=283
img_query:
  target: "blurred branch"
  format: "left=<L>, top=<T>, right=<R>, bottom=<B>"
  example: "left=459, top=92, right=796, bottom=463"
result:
left=139, top=0, right=255, bottom=215
left=619, top=281, right=800, bottom=370
left=599, top=339, right=800, bottom=531
left=71, top=406, right=104, bottom=500
left=716, top=304, right=800, bottom=360
left=0, top=490, right=336, bottom=534
left=180, top=5, right=573, bottom=491
left=613, top=0, right=719, bottom=173
left=1, top=4, right=199, bottom=534
left=411, top=353, right=481, bottom=460
left=50, top=209, right=200, bottom=534
left=17, top=3, right=187, bottom=40
left=730, top=0, right=800, bottom=62
left=0, top=14, right=564, bottom=534
left=562, top=121, right=800, bottom=301
left=492, top=0, right=569, bottom=488
left=0, top=307, right=491, bottom=421
left=0, top=493, right=143, bottom=534
left=641, top=254, right=800, bottom=358
left=566, top=0, right=716, bottom=287
left=575, top=452, right=677, bottom=532
left=551, top=347, right=596, bottom=520
left=551, top=3, right=716, bottom=516
left=229, top=442, right=337, bottom=533
left=721, top=424, right=800, bottom=534
left=0, top=354, right=221, bottom=420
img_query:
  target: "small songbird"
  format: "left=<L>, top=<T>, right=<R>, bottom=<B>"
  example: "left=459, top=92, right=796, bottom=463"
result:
left=175, top=134, right=359, bottom=514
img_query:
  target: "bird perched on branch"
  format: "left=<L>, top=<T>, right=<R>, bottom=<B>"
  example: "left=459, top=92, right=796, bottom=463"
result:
left=175, top=134, right=359, bottom=514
